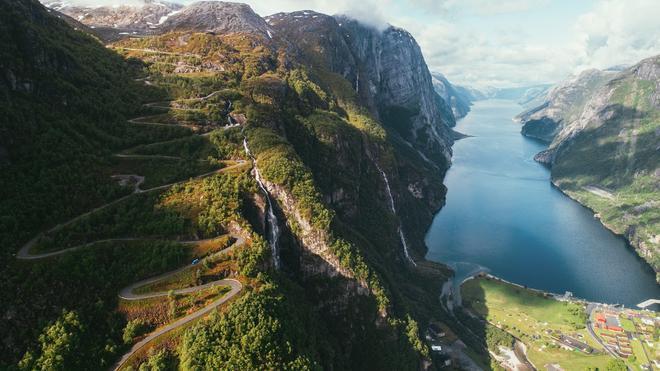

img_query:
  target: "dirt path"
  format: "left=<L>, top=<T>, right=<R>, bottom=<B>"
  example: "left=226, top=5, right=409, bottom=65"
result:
left=113, top=278, right=241, bottom=371
left=112, top=236, right=245, bottom=371
left=119, top=236, right=243, bottom=301
left=17, top=88, right=249, bottom=370
left=114, top=153, right=181, bottom=160
left=16, top=160, right=245, bottom=260
left=583, top=185, right=615, bottom=200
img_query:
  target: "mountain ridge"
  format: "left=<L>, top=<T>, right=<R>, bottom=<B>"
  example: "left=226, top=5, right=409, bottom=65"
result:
left=3, top=0, right=463, bottom=369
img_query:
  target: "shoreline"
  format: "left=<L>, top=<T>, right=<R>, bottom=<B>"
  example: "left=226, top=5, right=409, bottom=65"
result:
left=549, top=179, right=659, bottom=282
left=459, top=271, right=656, bottom=311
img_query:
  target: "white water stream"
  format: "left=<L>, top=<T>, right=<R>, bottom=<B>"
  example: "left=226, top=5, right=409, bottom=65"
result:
left=375, top=163, right=417, bottom=266
left=243, top=137, right=281, bottom=269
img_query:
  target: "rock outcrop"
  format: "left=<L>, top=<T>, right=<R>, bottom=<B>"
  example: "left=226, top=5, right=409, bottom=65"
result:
left=431, top=72, right=472, bottom=119
left=267, top=11, right=455, bottom=165
left=338, top=16, right=455, bottom=162
left=160, top=1, right=273, bottom=37
left=42, top=0, right=182, bottom=33
left=517, top=69, right=615, bottom=142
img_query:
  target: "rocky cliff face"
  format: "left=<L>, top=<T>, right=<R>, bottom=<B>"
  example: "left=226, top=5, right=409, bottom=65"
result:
left=265, top=11, right=452, bottom=256
left=267, top=11, right=455, bottom=166
left=337, top=16, right=455, bottom=163
left=528, top=55, right=660, bottom=280
left=517, top=69, right=615, bottom=143
left=160, top=1, right=272, bottom=37
left=42, top=0, right=182, bottom=33
left=431, top=72, right=472, bottom=119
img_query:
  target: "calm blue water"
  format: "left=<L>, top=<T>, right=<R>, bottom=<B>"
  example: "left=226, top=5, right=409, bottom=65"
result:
left=425, top=99, right=659, bottom=307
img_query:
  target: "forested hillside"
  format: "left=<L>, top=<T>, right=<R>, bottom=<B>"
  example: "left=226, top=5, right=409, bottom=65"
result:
left=0, top=1, right=464, bottom=369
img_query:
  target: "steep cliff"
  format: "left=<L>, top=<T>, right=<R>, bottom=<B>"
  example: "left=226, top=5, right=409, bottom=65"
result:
left=160, top=1, right=273, bottom=37
left=527, top=56, right=660, bottom=280
left=337, top=16, right=456, bottom=162
left=5, top=1, right=457, bottom=369
left=517, top=69, right=615, bottom=142
left=431, top=72, right=472, bottom=119
left=264, top=10, right=453, bottom=262
left=266, top=11, right=455, bottom=166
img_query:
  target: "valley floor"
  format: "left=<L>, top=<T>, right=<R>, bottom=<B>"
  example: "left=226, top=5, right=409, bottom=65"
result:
left=460, top=275, right=659, bottom=370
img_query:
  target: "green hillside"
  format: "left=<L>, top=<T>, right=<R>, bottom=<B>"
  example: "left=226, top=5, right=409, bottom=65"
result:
left=550, top=57, right=660, bottom=280
left=0, top=1, right=454, bottom=370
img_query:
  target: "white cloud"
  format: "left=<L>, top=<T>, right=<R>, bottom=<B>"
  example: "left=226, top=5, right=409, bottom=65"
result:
left=406, top=0, right=549, bottom=16
left=571, top=0, right=660, bottom=73
left=404, top=0, right=660, bottom=88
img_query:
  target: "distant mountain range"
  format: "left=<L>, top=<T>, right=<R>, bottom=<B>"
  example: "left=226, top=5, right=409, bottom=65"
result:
left=431, top=73, right=473, bottom=119
left=429, top=74, right=555, bottom=120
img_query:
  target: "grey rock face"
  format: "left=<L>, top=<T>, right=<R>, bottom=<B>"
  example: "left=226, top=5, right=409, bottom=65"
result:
left=336, top=17, right=455, bottom=164
left=265, top=11, right=358, bottom=74
left=431, top=72, right=472, bottom=119
left=631, top=57, right=660, bottom=108
left=160, top=1, right=272, bottom=37
left=517, top=69, right=615, bottom=142
left=267, top=11, right=455, bottom=165
left=42, top=0, right=182, bottom=33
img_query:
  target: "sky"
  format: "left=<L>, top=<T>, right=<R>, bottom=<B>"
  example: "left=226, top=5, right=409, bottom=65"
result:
left=57, top=0, right=660, bottom=89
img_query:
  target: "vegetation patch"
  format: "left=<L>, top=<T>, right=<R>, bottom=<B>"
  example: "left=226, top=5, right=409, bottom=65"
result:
left=462, top=277, right=615, bottom=370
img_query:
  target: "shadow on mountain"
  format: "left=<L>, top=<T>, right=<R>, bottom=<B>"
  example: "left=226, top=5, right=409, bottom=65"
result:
left=549, top=104, right=657, bottom=190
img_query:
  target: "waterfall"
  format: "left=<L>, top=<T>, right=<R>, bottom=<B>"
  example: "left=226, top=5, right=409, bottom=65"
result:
left=243, top=138, right=282, bottom=269
left=375, top=163, right=417, bottom=266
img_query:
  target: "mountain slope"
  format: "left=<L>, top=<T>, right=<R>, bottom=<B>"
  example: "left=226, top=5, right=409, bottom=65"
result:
left=265, top=11, right=455, bottom=166
left=2, top=1, right=461, bottom=369
left=42, top=0, right=183, bottom=33
left=160, top=1, right=273, bottom=37
left=431, top=72, right=472, bottom=119
left=0, top=0, right=192, bottom=367
left=517, top=69, right=615, bottom=142
left=527, top=56, right=660, bottom=280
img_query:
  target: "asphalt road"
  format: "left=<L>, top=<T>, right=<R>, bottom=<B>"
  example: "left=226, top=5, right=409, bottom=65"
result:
left=16, top=94, right=248, bottom=370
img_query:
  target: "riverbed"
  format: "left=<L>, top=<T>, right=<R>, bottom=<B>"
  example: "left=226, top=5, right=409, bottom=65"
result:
left=425, top=99, right=659, bottom=307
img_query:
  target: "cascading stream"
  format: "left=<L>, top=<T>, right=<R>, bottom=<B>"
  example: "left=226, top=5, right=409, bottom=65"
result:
left=242, top=137, right=282, bottom=269
left=374, top=163, right=417, bottom=266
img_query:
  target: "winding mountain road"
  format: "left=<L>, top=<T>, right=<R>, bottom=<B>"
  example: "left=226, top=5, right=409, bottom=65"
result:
left=16, top=91, right=248, bottom=370
left=114, top=153, right=182, bottom=160
left=16, top=160, right=245, bottom=260
left=112, top=236, right=244, bottom=371
left=114, top=279, right=241, bottom=371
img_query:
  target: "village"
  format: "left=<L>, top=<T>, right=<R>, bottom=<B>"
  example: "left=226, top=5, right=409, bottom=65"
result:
left=427, top=275, right=660, bottom=370
left=590, top=305, right=660, bottom=370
